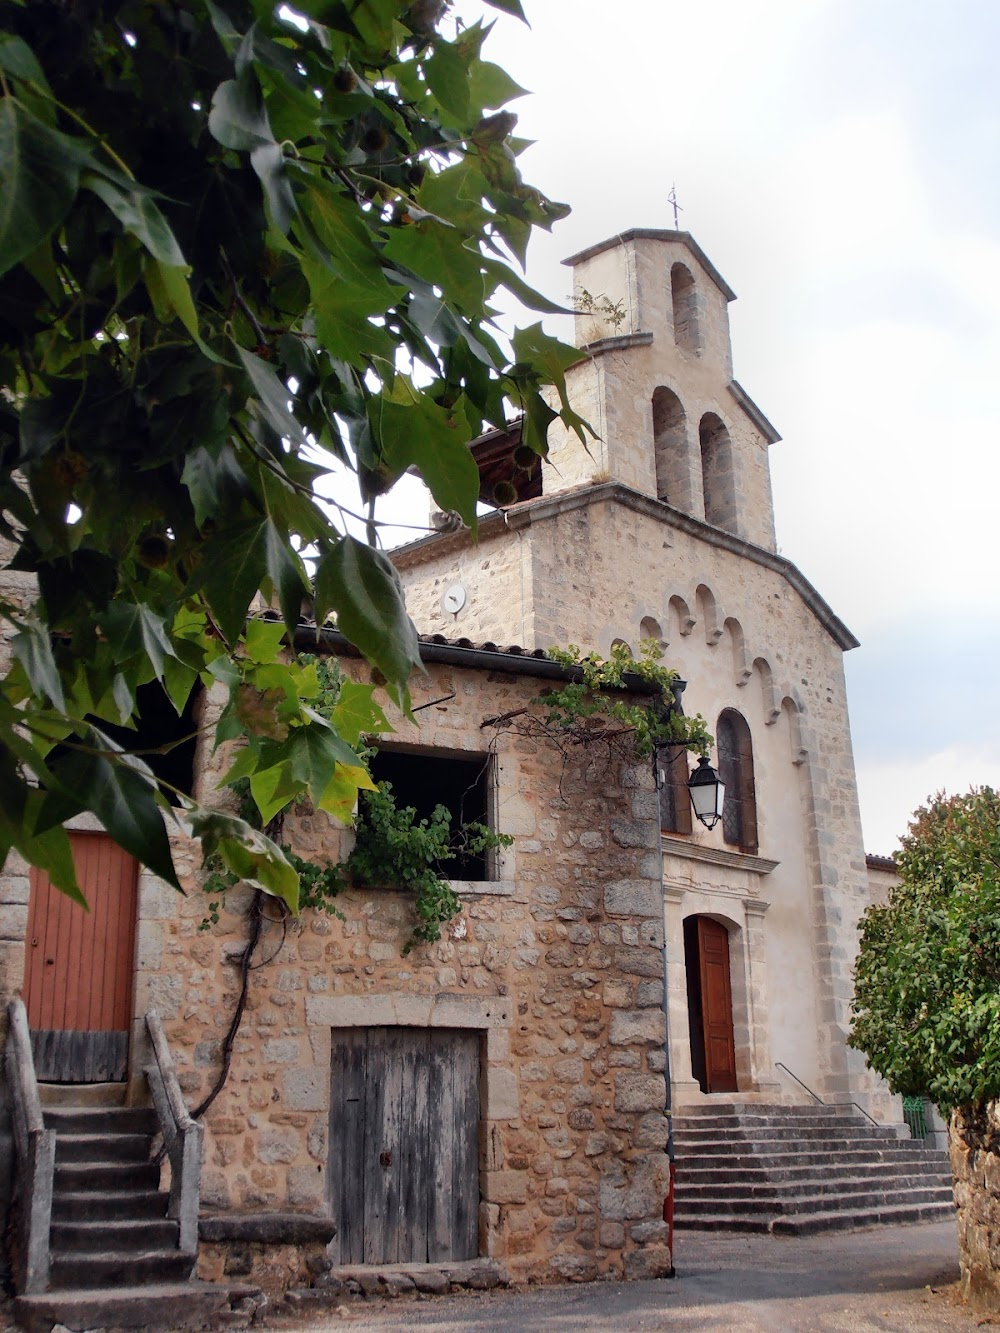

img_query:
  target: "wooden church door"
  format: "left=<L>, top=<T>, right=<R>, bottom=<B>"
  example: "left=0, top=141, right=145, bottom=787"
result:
left=685, top=915, right=738, bottom=1094
left=23, top=832, right=139, bottom=1082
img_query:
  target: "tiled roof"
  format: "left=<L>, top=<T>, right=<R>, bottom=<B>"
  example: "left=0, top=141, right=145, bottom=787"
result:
left=865, top=853, right=898, bottom=872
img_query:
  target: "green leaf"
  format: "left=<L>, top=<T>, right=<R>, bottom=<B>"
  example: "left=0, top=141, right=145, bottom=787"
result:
left=250, top=140, right=297, bottom=234
left=51, top=726, right=181, bottom=890
left=314, top=537, right=421, bottom=704
left=483, top=258, right=570, bottom=315
left=102, top=602, right=177, bottom=680
left=285, top=722, right=365, bottom=806
left=182, top=443, right=250, bottom=528
left=370, top=379, right=479, bottom=526
left=11, top=613, right=65, bottom=709
left=263, top=518, right=308, bottom=637
left=209, top=70, right=275, bottom=153
left=424, top=42, right=471, bottom=120
left=235, top=345, right=307, bottom=447
left=469, top=60, right=528, bottom=111
left=193, top=517, right=268, bottom=644
left=0, top=97, right=87, bottom=277
left=0, top=36, right=52, bottom=92
left=81, top=172, right=187, bottom=266
left=244, top=619, right=287, bottom=664
left=329, top=677, right=391, bottom=745
left=183, top=803, right=300, bottom=912
left=383, top=220, right=487, bottom=317
left=481, top=0, right=528, bottom=17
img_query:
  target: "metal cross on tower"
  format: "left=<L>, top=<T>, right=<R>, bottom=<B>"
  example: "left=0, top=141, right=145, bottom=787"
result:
left=668, top=184, right=683, bottom=230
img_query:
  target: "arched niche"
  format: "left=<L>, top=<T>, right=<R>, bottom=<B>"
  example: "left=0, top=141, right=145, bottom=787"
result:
left=670, top=262, right=701, bottom=356
left=699, top=413, right=738, bottom=533
left=639, top=616, right=665, bottom=652
left=651, top=386, right=687, bottom=505
left=725, top=617, right=751, bottom=688
left=695, top=583, right=723, bottom=647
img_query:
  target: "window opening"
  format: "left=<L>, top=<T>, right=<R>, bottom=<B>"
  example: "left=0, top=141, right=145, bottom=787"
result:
left=651, top=386, right=686, bottom=505
left=367, top=748, right=491, bottom=880
left=670, top=262, right=700, bottom=355
left=699, top=412, right=737, bottom=532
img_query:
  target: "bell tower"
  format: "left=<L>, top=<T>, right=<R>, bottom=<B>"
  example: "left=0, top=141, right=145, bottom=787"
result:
left=542, top=229, right=780, bottom=553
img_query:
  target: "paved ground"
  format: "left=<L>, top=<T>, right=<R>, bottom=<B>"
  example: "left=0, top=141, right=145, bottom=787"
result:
left=280, top=1221, right=979, bottom=1333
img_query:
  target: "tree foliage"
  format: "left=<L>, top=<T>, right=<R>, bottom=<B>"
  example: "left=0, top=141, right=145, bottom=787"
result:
left=850, top=788, right=1000, bottom=1113
left=0, top=0, right=589, bottom=909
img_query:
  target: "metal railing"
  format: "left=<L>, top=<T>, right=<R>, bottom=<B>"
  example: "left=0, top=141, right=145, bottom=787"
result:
left=5, top=998, right=55, bottom=1294
left=775, top=1061, right=881, bottom=1129
left=902, top=1095, right=929, bottom=1142
left=145, top=1009, right=202, bottom=1255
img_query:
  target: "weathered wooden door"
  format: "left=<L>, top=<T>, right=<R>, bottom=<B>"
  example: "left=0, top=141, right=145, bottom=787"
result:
left=698, top=917, right=738, bottom=1094
left=23, top=832, right=139, bottom=1082
left=329, top=1027, right=480, bottom=1265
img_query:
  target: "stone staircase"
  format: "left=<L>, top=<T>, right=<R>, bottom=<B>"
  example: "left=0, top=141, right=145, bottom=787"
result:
left=671, top=1102, right=955, bottom=1235
left=14, top=1083, right=235, bottom=1333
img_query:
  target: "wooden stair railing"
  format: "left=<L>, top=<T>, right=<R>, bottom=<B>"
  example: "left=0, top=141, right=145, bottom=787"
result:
left=5, top=997, right=56, bottom=1294
left=144, top=1009, right=203, bottom=1256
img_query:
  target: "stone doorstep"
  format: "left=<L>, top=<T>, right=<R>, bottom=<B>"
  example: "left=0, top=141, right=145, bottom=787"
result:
left=294, top=1257, right=510, bottom=1302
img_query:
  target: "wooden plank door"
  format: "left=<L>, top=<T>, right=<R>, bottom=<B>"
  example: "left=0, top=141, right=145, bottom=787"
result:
left=329, top=1027, right=480, bottom=1265
left=697, top=917, right=738, bottom=1094
left=23, top=832, right=139, bottom=1082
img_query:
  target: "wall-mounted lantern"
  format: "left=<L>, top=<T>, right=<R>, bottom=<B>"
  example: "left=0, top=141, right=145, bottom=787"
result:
left=687, top=755, right=726, bottom=830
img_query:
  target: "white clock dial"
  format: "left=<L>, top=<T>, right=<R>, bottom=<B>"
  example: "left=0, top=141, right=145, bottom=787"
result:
left=442, top=583, right=467, bottom=614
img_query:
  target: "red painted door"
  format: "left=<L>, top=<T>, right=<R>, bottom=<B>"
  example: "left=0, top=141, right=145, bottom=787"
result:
left=698, top=917, right=738, bottom=1094
left=23, top=832, right=138, bottom=1081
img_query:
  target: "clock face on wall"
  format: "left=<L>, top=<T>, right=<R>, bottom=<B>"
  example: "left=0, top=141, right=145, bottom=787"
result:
left=442, top=583, right=467, bottom=614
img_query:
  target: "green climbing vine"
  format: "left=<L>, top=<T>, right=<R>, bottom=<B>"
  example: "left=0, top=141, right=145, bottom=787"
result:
left=538, top=640, right=712, bottom=756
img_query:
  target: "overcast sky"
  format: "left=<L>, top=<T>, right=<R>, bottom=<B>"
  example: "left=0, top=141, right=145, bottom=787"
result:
left=371, top=0, right=1000, bottom=853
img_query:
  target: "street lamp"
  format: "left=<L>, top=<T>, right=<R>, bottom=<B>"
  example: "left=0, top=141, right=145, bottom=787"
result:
left=687, top=755, right=726, bottom=830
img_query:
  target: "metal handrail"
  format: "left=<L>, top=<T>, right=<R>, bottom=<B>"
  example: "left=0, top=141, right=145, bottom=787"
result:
left=5, top=998, right=55, bottom=1293
left=774, top=1061, right=881, bottom=1129
left=145, top=1009, right=202, bottom=1255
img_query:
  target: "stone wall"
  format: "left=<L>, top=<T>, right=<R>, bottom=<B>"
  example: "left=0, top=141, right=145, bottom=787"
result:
left=950, top=1104, right=1000, bottom=1311
left=128, top=651, right=672, bottom=1284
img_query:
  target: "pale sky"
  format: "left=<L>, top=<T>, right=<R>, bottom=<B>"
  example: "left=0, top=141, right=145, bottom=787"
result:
left=363, top=0, right=1000, bottom=854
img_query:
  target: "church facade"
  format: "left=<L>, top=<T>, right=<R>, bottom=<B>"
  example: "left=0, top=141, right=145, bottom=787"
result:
left=394, top=228, right=900, bottom=1123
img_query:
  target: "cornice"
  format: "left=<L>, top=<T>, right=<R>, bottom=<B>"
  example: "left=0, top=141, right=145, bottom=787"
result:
left=391, top=481, right=859, bottom=652
left=661, top=835, right=779, bottom=875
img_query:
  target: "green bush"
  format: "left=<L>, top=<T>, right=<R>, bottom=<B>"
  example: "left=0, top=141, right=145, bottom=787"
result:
left=850, top=788, right=1000, bottom=1112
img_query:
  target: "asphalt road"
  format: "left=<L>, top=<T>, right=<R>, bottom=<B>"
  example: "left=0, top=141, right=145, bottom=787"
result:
left=280, top=1220, right=975, bottom=1333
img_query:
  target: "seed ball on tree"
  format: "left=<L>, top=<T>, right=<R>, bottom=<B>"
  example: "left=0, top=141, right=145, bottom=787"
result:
left=333, top=66, right=357, bottom=94
left=513, top=444, right=537, bottom=470
left=493, top=480, right=518, bottom=507
left=361, top=124, right=390, bottom=153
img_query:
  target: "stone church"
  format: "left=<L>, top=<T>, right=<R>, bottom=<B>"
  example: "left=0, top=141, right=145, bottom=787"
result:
left=395, top=226, right=896, bottom=1122
left=0, top=229, right=953, bottom=1327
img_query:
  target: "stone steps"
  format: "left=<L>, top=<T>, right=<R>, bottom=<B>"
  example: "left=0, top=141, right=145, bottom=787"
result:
left=672, top=1102, right=954, bottom=1235
left=15, top=1283, right=234, bottom=1333
left=20, top=1085, right=241, bottom=1329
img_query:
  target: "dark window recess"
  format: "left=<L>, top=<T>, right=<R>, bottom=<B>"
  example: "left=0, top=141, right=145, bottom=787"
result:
left=368, top=749, right=491, bottom=881
left=48, top=680, right=201, bottom=806
left=658, top=746, right=692, bottom=835
left=716, top=709, right=758, bottom=854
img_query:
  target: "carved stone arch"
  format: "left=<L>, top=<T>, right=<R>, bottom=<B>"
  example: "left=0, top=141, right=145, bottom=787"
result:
left=670, top=262, right=701, bottom=355
left=610, top=636, right=634, bottom=657
left=651, top=386, right=689, bottom=506
left=781, top=695, right=808, bottom=766
left=669, top=594, right=695, bottom=639
left=753, top=658, right=781, bottom=725
left=639, top=616, right=666, bottom=654
left=699, top=412, right=738, bottom=533
left=725, top=617, right=751, bottom=688
left=696, top=584, right=723, bottom=647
